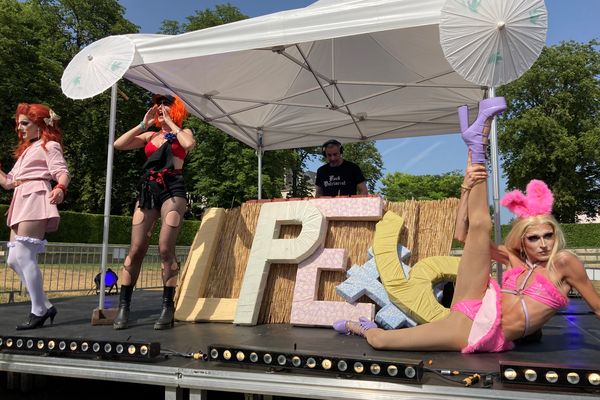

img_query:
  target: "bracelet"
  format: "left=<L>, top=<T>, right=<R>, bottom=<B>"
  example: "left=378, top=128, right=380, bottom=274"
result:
left=55, top=183, right=67, bottom=193
left=139, top=121, right=146, bottom=130
left=460, top=184, right=471, bottom=191
left=175, top=128, right=182, bottom=135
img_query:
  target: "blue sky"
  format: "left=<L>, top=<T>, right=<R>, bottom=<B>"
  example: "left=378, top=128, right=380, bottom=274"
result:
left=118, top=0, right=599, bottom=212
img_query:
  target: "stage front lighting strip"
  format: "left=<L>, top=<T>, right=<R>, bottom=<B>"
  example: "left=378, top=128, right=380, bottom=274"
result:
left=500, top=361, right=600, bottom=389
left=208, top=344, right=423, bottom=383
left=0, top=335, right=160, bottom=360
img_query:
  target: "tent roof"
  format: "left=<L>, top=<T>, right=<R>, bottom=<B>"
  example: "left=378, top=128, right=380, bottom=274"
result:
left=121, top=0, right=484, bottom=150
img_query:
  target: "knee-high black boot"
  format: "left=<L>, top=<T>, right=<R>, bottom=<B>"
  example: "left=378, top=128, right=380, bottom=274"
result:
left=113, top=285, right=133, bottom=330
left=154, top=286, right=176, bottom=330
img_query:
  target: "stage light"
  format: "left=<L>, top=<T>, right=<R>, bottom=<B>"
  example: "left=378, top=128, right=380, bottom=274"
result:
left=0, top=335, right=160, bottom=360
left=370, top=364, right=381, bottom=375
left=387, top=365, right=398, bottom=376
left=291, top=356, right=302, bottom=367
left=208, top=345, right=423, bottom=383
left=500, top=361, right=600, bottom=389
left=545, top=371, right=558, bottom=383
left=353, top=362, right=364, bottom=373
left=94, top=268, right=119, bottom=295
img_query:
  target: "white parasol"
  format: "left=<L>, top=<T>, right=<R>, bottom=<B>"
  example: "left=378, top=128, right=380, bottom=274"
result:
left=439, top=0, right=547, bottom=87
left=61, top=36, right=135, bottom=100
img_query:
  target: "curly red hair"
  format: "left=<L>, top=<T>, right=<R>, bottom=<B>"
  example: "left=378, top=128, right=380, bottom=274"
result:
left=14, top=103, right=63, bottom=159
left=153, top=95, right=188, bottom=128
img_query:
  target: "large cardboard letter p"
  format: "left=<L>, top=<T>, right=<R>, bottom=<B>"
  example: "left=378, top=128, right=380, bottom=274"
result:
left=234, top=201, right=326, bottom=325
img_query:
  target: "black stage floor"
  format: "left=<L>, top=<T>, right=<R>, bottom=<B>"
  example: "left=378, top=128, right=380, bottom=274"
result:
left=1, top=290, right=600, bottom=399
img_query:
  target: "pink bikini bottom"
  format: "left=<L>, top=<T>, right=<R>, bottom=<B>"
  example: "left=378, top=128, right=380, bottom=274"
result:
left=451, top=278, right=514, bottom=353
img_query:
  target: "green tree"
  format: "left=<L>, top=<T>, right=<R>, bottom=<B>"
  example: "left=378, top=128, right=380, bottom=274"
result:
left=185, top=122, right=286, bottom=208
left=339, top=141, right=383, bottom=193
left=497, top=40, right=600, bottom=222
left=380, top=171, right=463, bottom=202
left=0, top=0, right=145, bottom=214
left=285, top=148, right=320, bottom=198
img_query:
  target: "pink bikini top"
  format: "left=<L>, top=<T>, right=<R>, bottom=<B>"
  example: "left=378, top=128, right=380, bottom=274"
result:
left=502, top=265, right=569, bottom=310
left=144, top=138, right=186, bottom=159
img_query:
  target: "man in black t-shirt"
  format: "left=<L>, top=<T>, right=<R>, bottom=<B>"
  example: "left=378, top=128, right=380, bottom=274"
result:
left=315, top=139, right=368, bottom=197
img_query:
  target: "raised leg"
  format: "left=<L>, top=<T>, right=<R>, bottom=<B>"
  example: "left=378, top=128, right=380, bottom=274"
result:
left=452, top=118, right=495, bottom=304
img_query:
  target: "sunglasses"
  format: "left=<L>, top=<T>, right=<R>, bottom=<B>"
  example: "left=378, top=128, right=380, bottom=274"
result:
left=525, top=232, right=554, bottom=243
left=152, top=94, right=175, bottom=106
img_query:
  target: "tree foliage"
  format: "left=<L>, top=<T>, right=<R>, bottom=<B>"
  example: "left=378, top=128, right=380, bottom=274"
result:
left=0, top=1, right=385, bottom=215
left=380, top=171, right=463, bottom=202
left=0, top=0, right=145, bottom=213
left=497, top=41, right=600, bottom=222
left=337, top=141, right=383, bottom=193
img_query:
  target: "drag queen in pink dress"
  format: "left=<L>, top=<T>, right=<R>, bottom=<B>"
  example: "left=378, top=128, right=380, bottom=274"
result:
left=0, top=103, right=70, bottom=330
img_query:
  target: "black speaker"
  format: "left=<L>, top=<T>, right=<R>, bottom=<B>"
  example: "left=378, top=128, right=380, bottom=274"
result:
left=321, top=139, right=343, bottom=157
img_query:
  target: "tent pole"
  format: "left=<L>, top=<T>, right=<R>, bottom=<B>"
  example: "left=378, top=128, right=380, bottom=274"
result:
left=98, top=83, right=118, bottom=310
left=488, top=87, right=503, bottom=284
left=257, top=129, right=263, bottom=199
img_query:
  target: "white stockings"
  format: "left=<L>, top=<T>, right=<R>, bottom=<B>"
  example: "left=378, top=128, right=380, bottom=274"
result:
left=7, top=236, right=52, bottom=316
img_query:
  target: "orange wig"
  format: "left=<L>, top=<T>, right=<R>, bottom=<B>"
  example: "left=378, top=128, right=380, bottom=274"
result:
left=153, top=95, right=188, bottom=128
left=14, top=103, right=63, bottom=159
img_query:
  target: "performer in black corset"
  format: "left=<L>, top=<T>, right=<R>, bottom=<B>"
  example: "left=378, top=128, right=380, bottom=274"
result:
left=315, top=139, right=368, bottom=197
left=113, top=94, right=196, bottom=330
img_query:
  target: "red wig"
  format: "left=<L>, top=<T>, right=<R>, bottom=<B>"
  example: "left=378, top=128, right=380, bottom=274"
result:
left=153, top=95, right=188, bottom=128
left=14, top=103, right=63, bottom=159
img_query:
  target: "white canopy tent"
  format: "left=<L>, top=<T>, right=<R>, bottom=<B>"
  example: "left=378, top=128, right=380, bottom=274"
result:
left=120, top=0, right=484, bottom=152
left=64, top=0, right=506, bottom=309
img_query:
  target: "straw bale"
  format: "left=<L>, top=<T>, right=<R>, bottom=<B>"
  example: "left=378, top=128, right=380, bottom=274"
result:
left=204, top=202, right=261, bottom=298
left=414, top=198, right=460, bottom=261
left=201, top=198, right=458, bottom=324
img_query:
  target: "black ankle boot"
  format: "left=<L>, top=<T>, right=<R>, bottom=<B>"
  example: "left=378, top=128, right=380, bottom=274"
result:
left=16, top=307, right=55, bottom=330
left=154, top=286, right=175, bottom=330
left=113, top=285, right=133, bottom=330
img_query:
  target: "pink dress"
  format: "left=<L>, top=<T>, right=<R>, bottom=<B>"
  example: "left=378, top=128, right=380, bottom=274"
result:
left=5, top=140, right=69, bottom=233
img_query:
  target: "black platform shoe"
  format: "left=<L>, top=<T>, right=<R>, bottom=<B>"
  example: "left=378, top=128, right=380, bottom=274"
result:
left=113, top=285, right=133, bottom=330
left=154, top=286, right=175, bottom=330
left=16, top=306, right=57, bottom=330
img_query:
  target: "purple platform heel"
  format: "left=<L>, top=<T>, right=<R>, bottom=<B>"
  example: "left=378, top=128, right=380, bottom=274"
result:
left=459, top=97, right=507, bottom=164
left=333, top=316, right=377, bottom=337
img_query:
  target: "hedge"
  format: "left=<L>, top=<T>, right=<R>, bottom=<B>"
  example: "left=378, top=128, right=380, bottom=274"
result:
left=0, top=205, right=200, bottom=246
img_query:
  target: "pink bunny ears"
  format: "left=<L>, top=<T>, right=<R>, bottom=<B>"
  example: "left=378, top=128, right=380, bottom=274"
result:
left=500, top=180, right=554, bottom=219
